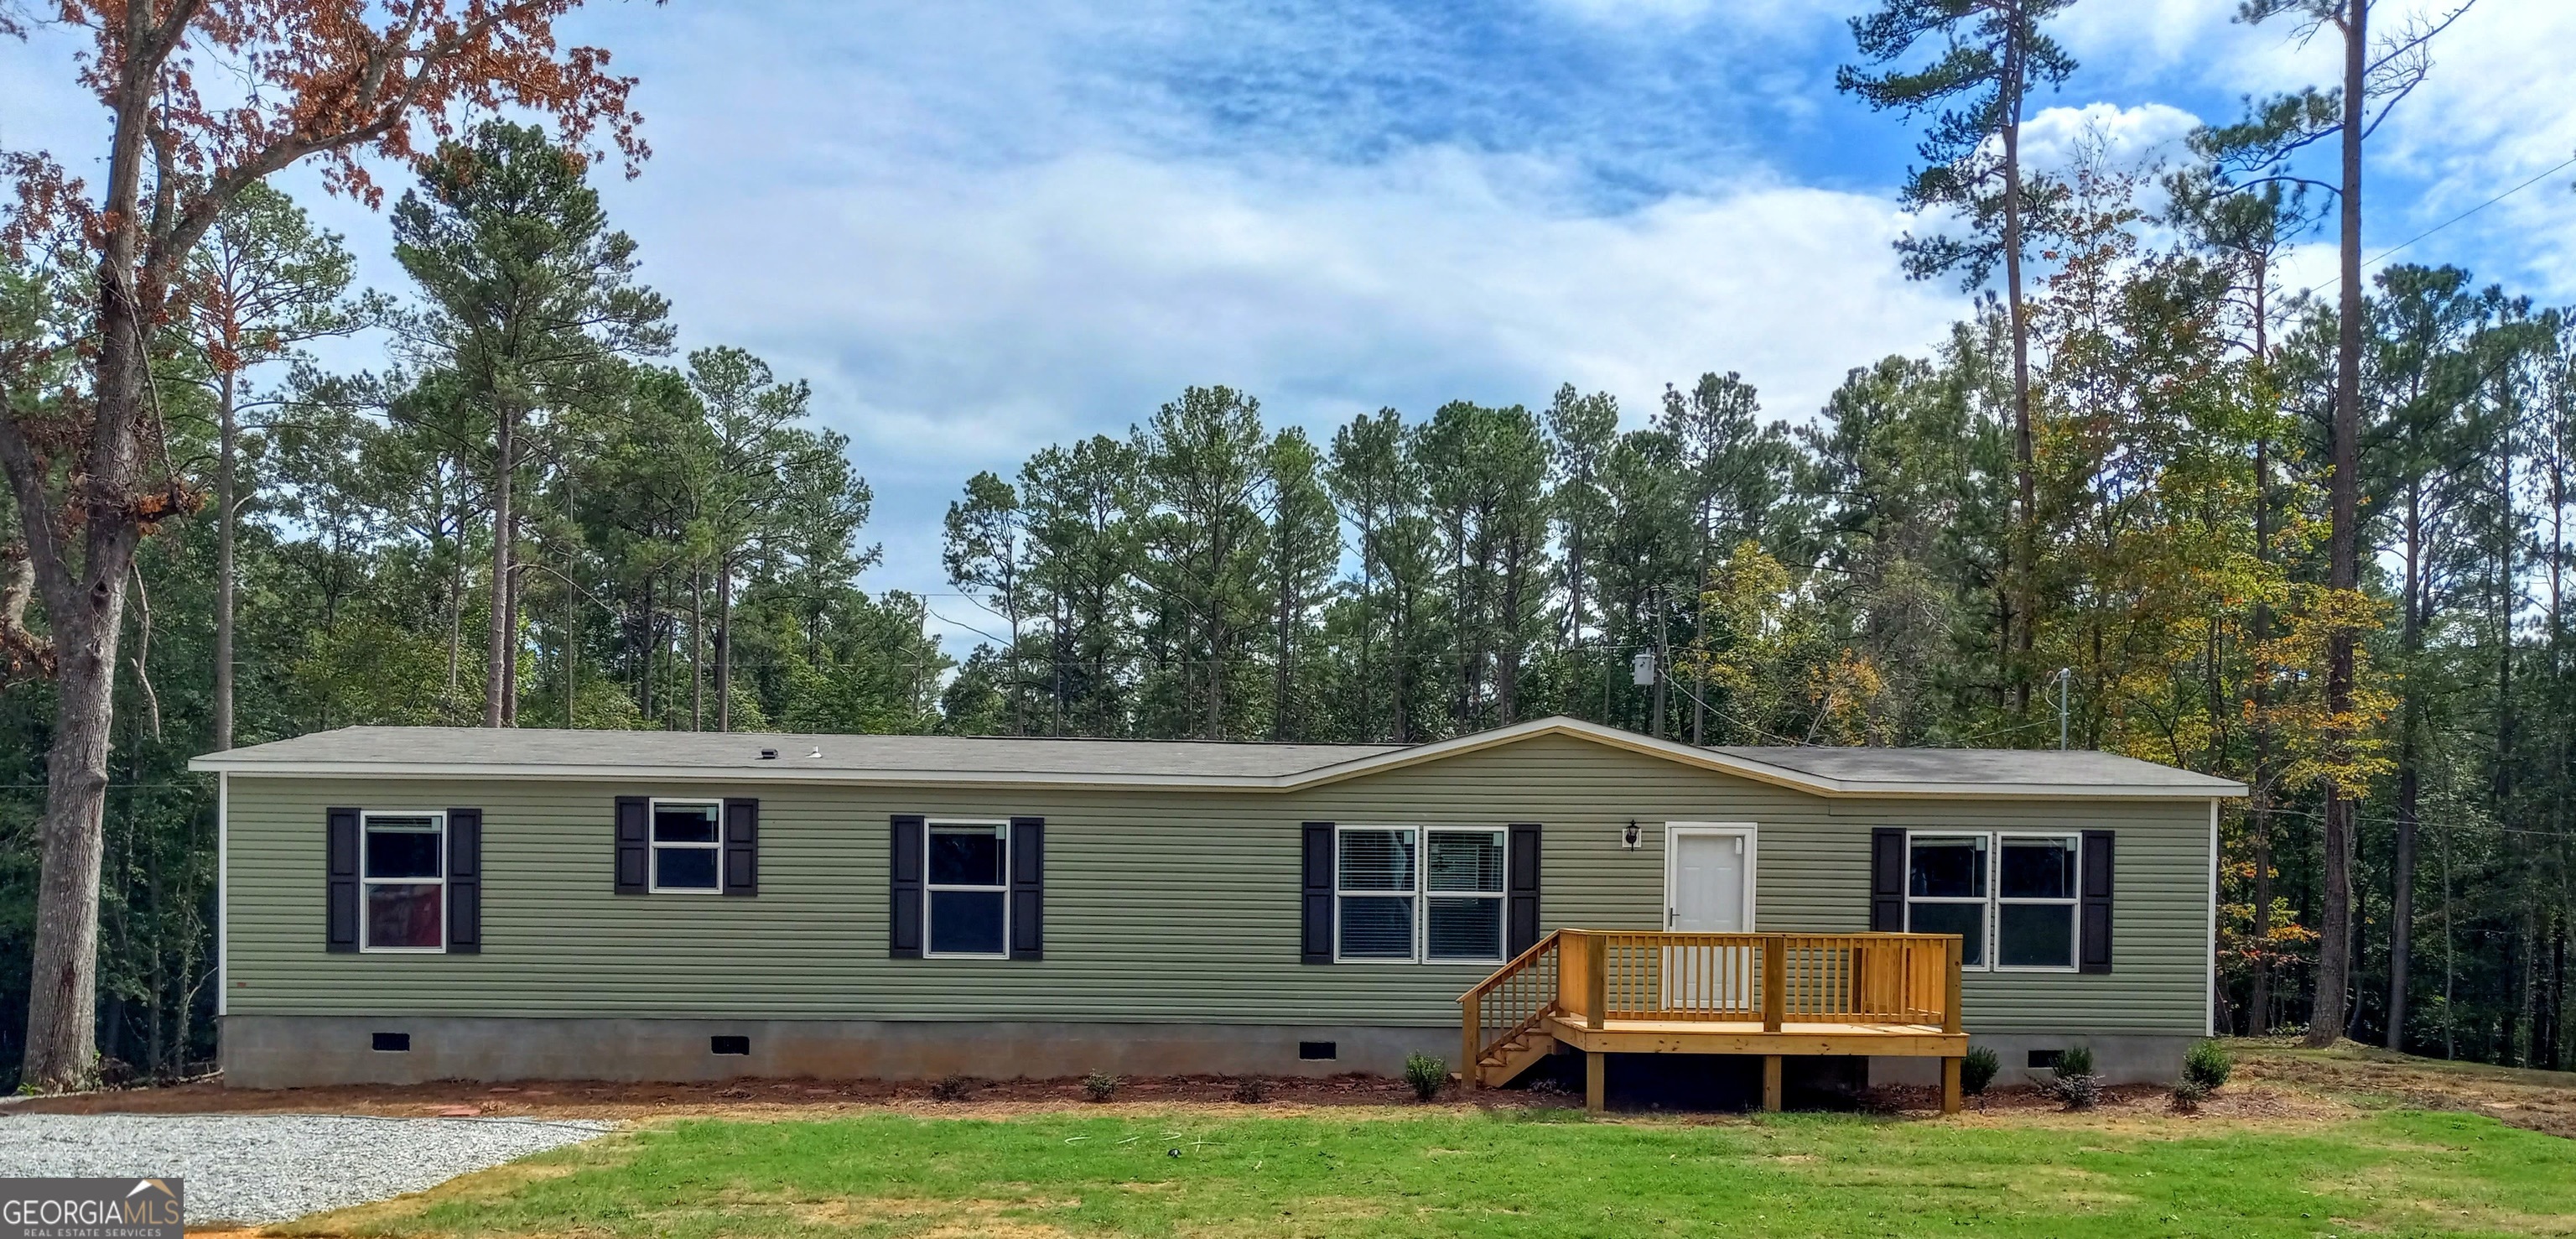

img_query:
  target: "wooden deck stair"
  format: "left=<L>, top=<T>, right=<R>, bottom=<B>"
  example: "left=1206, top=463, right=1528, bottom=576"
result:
left=1460, top=929, right=1969, bottom=1114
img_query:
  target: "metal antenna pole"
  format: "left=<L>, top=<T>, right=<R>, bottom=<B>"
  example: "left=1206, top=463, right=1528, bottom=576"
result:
left=2055, top=667, right=2072, bottom=750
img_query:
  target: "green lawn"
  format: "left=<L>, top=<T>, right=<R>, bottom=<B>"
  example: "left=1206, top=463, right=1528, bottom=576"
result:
left=288, top=1106, right=2576, bottom=1238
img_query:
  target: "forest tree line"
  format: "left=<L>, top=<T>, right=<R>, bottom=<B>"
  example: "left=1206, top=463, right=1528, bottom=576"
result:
left=2, top=1, right=2565, bottom=1090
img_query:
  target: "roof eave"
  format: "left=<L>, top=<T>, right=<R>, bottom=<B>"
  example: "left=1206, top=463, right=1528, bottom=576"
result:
left=192, top=717, right=2247, bottom=799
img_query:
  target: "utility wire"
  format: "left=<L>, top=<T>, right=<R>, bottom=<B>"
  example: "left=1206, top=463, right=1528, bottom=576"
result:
left=2303, top=152, right=2576, bottom=296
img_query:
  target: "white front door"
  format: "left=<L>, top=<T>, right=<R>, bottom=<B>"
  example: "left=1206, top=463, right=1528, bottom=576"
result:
left=1663, top=825, right=1757, bottom=1012
left=1670, top=827, right=1753, bottom=931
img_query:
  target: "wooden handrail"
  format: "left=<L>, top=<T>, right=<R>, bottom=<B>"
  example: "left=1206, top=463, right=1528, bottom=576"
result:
left=1460, top=929, right=1561, bottom=1003
left=1462, top=929, right=1966, bottom=1085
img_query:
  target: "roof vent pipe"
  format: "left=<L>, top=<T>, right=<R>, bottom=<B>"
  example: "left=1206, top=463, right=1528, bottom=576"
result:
left=758, top=748, right=778, bottom=760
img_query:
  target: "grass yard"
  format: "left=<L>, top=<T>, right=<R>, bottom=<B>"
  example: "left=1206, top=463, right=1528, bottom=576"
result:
left=283, top=1102, right=2576, bottom=1238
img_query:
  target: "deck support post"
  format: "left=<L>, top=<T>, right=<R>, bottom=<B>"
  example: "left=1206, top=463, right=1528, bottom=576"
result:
left=1586, top=1051, right=1606, bottom=1115
left=1761, top=1054, right=1783, bottom=1112
left=1941, top=1056, right=1962, bottom=1115
left=1461, top=992, right=1480, bottom=1092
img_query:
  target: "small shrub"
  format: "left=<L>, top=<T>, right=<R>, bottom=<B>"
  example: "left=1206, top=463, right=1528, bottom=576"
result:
left=1402, top=1052, right=1447, bottom=1101
left=2170, top=1077, right=2210, bottom=1112
left=1960, top=1046, right=2000, bottom=1096
left=1082, top=1071, right=1120, bottom=1102
left=2049, top=1044, right=2101, bottom=1111
left=2182, top=1039, right=2232, bottom=1092
left=930, top=1073, right=976, bottom=1101
left=1230, top=1075, right=1270, bottom=1104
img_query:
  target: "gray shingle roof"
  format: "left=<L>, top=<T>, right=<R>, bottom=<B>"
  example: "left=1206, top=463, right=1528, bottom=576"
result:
left=193, top=716, right=2244, bottom=798
left=201, top=726, right=1401, bottom=779
left=1710, top=745, right=2243, bottom=793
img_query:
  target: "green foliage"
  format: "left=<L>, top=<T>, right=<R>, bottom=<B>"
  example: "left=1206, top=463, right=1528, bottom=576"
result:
left=1961, top=1045, right=2001, bottom=1095
left=1402, top=1052, right=1446, bottom=1101
left=2184, top=1039, right=2234, bottom=1092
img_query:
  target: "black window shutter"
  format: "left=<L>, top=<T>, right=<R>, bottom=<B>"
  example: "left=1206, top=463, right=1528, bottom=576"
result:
left=890, top=815, right=926, bottom=958
left=1506, top=822, right=1541, bottom=957
left=2080, top=830, right=2115, bottom=972
left=614, top=797, right=649, bottom=894
left=447, top=808, right=482, bottom=954
left=1009, top=816, right=1044, bottom=960
left=1301, top=821, right=1334, bottom=963
left=326, top=807, right=361, bottom=952
left=1869, top=827, right=1905, bottom=932
left=723, top=799, right=760, bottom=897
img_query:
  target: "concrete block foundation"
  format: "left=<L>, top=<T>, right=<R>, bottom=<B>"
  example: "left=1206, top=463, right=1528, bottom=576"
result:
left=219, top=1015, right=1457, bottom=1088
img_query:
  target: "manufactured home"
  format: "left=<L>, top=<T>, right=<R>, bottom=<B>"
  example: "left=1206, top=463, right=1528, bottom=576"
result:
left=195, top=716, right=2241, bottom=1111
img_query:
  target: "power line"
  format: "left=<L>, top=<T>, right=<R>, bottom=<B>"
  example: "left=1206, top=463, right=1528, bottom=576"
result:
left=2304, top=152, right=2576, bottom=296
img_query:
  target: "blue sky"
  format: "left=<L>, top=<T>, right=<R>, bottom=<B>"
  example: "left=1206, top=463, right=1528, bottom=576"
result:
left=8, top=0, right=2574, bottom=653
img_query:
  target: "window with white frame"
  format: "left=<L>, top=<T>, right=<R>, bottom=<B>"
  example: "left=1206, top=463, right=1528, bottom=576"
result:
left=927, top=820, right=1008, bottom=957
left=651, top=799, right=723, bottom=893
left=362, top=812, right=445, bottom=951
left=1905, top=831, right=2084, bottom=971
left=1906, top=834, right=1987, bottom=968
left=1335, top=825, right=1506, bottom=964
left=1995, top=833, right=2080, bottom=970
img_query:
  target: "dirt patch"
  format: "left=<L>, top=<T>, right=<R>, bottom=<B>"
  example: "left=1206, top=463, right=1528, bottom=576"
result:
left=2231, top=1039, right=2576, bottom=1139
left=20, top=1072, right=1441, bottom=1122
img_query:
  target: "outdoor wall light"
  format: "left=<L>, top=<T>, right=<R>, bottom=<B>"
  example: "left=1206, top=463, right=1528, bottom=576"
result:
left=1623, top=820, right=1641, bottom=850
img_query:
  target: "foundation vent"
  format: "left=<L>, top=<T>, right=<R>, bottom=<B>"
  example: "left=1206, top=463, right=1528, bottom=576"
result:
left=1298, top=1040, right=1336, bottom=1061
left=371, top=1032, right=411, bottom=1052
left=710, top=1034, right=750, bottom=1055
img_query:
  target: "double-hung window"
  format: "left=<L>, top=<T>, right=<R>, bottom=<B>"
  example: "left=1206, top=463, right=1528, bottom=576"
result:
left=1905, top=834, right=1987, bottom=967
left=1334, top=825, right=1506, bottom=964
left=927, top=820, right=1009, bottom=958
left=1904, top=831, right=2084, bottom=971
left=1995, top=833, right=2080, bottom=970
left=362, top=812, right=446, bottom=952
left=650, top=799, right=724, bottom=893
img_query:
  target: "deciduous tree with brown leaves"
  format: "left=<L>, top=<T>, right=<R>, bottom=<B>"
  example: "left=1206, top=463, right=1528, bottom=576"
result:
left=0, top=0, right=650, bottom=1092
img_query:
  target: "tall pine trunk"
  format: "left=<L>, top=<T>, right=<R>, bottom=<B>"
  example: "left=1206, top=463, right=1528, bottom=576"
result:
left=483, top=404, right=517, bottom=727
left=2391, top=483, right=2426, bottom=1049
left=2307, top=0, right=2368, bottom=1050
left=2002, top=24, right=2036, bottom=718
left=215, top=372, right=238, bottom=752
left=715, top=557, right=733, bottom=732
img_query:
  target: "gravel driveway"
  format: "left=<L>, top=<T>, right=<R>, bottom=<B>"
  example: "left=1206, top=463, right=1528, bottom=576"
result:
left=0, top=1111, right=615, bottom=1225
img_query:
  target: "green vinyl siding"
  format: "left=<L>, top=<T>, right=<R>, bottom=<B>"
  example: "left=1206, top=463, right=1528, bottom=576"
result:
left=221, top=732, right=2213, bottom=1035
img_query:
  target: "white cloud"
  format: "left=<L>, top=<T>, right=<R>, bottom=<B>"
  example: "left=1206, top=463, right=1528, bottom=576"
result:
left=2016, top=102, right=2201, bottom=174
left=618, top=137, right=1959, bottom=612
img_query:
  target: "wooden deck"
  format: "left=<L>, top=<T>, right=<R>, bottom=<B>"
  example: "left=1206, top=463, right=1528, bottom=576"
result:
left=1461, top=929, right=1969, bottom=1114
